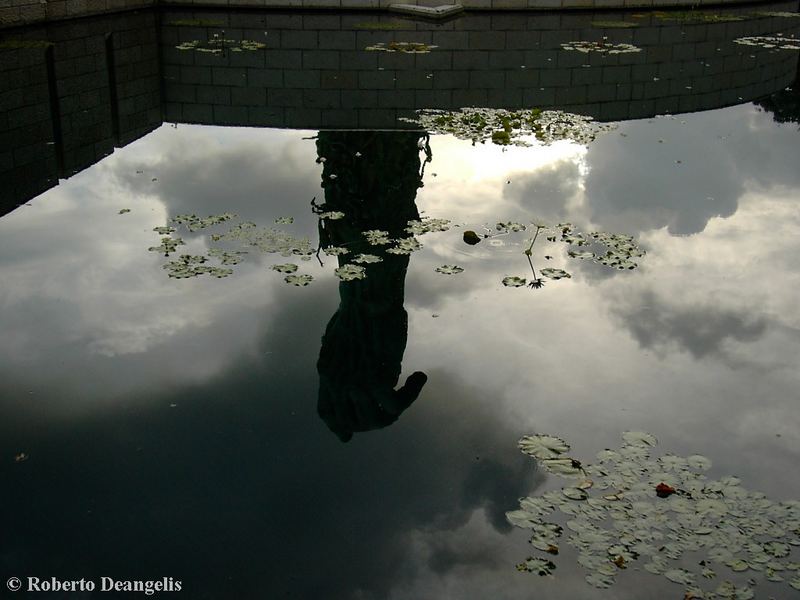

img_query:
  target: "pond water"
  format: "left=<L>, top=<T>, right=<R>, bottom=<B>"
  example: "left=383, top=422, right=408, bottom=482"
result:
left=2, top=6, right=800, bottom=600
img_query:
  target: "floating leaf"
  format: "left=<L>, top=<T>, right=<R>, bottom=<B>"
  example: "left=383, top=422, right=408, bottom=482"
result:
left=665, top=568, right=695, bottom=585
left=172, top=212, right=236, bottom=232
left=162, top=254, right=232, bottom=279
left=519, top=434, right=570, bottom=459
left=353, top=254, right=382, bottom=264
left=541, top=268, right=571, bottom=280
left=148, top=236, right=185, bottom=256
left=591, top=20, right=638, bottom=28
left=208, top=248, right=246, bottom=265
left=275, top=216, right=294, bottom=224
left=400, top=108, right=616, bottom=147
left=386, top=237, right=422, bottom=254
left=406, top=218, right=451, bottom=235
left=506, top=509, right=545, bottom=529
left=363, top=230, right=391, bottom=245
left=541, top=458, right=584, bottom=476
left=562, top=40, right=642, bottom=54
left=734, top=35, right=800, bottom=50
left=585, top=572, right=615, bottom=588
left=516, top=557, right=556, bottom=576
left=285, top=274, right=313, bottom=286
left=496, top=221, right=526, bottom=233
left=563, top=487, right=589, bottom=501
left=621, top=431, right=658, bottom=447
left=334, top=264, right=366, bottom=281
left=687, top=455, right=712, bottom=471
left=502, top=276, right=527, bottom=288
left=365, top=41, right=438, bottom=53
left=271, top=263, right=298, bottom=274
left=318, top=211, right=345, bottom=220
left=118, top=208, right=131, bottom=214
left=435, top=265, right=464, bottom=275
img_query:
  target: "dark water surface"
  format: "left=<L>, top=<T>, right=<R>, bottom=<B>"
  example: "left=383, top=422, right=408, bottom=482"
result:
left=2, top=5, right=800, bottom=600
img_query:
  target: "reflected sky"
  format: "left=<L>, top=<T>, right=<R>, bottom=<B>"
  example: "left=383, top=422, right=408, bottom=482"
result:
left=1, top=102, right=800, bottom=599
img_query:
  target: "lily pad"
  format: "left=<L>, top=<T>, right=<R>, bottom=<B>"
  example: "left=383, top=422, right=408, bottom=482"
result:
left=271, top=263, right=298, bottom=274
left=353, top=254, right=382, bottom=264
left=318, top=211, right=345, bottom=220
left=435, top=265, right=464, bottom=275
left=621, top=431, right=658, bottom=447
left=285, top=274, right=313, bottom=286
left=502, top=276, right=527, bottom=288
left=516, top=557, right=556, bottom=576
left=519, top=434, right=570, bottom=459
left=334, top=264, right=366, bottom=281
left=541, top=268, right=571, bottom=280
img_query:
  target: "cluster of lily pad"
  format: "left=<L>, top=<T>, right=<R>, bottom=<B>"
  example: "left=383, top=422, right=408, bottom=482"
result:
left=755, top=11, right=800, bottom=18
left=148, top=217, right=243, bottom=279
left=148, top=235, right=185, bottom=256
left=364, top=41, right=437, bottom=53
left=733, top=35, right=800, bottom=50
left=561, top=40, right=642, bottom=54
left=590, top=20, right=639, bottom=28
left=401, top=108, right=616, bottom=147
left=172, top=212, right=236, bottom=232
left=162, top=254, right=233, bottom=279
left=498, top=220, right=645, bottom=290
left=507, top=432, right=800, bottom=599
left=651, top=10, right=744, bottom=23
left=211, top=221, right=315, bottom=259
left=551, top=225, right=646, bottom=271
left=175, top=35, right=266, bottom=54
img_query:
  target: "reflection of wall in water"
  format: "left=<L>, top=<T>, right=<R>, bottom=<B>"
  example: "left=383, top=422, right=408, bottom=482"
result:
left=0, top=11, right=161, bottom=215
left=0, top=0, right=155, bottom=29
left=3, top=4, right=800, bottom=212
left=161, top=6, right=800, bottom=128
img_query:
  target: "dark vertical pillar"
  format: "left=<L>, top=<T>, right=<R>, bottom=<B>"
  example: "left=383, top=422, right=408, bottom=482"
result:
left=105, top=32, right=121, bottom=145
left=44, top=44, right=64, bottom=178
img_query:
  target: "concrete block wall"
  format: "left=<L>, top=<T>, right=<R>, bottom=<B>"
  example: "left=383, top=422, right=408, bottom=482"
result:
left=164, top=0, right=780, bottom=11
left=160, top=8, right=800, bottom=129
left=0, top=0, right=155, bottom=29
left=0, top=12, right=161, bottom=213
left=0, top=40, right=59, bottom=213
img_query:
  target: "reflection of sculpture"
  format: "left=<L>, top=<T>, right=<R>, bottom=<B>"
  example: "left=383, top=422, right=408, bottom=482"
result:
left=315, top=131, right=429, bottom=442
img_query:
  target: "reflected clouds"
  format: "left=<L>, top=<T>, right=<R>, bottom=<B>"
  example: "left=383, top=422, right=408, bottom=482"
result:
left=111, top=126, right=324, bottom=242
left=612, top=289, right=768, bottom=361
left=585, top=105, right=800, bottom=237
left=2, top=106, right=800, bottom=599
